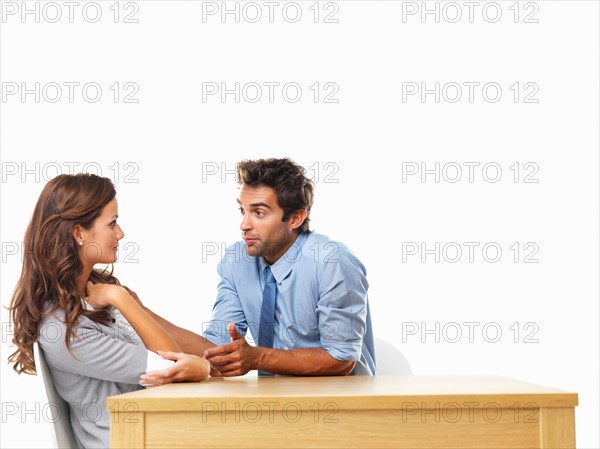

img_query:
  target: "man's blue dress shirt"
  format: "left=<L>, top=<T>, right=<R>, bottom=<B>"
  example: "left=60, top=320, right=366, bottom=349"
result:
left=203, top=231, right=376, bottom=375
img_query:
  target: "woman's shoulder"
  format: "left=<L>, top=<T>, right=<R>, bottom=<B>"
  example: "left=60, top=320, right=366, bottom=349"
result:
left=38, top=305, right=101, bottom=348
left=37, top=307, right=70, bottom=356
left=39, top=304, right=66, bottom=329
left=40, top=304, right=92, bottom=327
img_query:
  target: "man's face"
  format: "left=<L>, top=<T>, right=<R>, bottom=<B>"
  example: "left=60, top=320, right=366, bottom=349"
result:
left=238, top=184, right=297, bottom=265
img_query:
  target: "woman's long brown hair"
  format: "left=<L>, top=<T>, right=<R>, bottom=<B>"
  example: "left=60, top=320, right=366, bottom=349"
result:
left=8, top=173, right=121, bottom=375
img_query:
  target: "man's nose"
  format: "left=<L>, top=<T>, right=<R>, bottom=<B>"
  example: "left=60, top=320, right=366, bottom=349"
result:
left=240, top=214, right=252, bottom=231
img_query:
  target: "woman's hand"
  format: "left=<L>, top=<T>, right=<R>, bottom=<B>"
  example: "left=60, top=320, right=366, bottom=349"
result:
left=86, top=281, right=128, bottom=308
left=139, top=351, right=212, bottom=386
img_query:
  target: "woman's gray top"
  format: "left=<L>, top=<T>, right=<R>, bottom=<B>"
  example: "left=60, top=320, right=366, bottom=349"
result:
left=38, top=306, right=147, bottom=448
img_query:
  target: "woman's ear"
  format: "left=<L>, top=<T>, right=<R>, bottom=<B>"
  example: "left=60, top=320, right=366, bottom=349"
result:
left=72, top=225, right=84, bottom=245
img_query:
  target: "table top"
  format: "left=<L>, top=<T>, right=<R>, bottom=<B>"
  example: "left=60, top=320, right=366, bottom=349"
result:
left=107, top=375, right=578, bottom=411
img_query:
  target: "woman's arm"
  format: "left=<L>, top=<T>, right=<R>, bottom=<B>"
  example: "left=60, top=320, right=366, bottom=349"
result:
left=39, top=312, right=149, bottom=385
left=123, top=287, right=216, bottom=356
left=86, top=282, right=181, bottom=354
left=144, top=309, right=215, bottom=356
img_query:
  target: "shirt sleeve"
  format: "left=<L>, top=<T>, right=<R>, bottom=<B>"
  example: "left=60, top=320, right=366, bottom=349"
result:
left=315, top=247, right=369, bottom=363
left=38, top=312, right=148, bottom=385
left=203, top=257, right=249, bottom=346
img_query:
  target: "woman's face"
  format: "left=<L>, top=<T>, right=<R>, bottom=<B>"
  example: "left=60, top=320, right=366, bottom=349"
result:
left=79, top=198, right=125, bottom=267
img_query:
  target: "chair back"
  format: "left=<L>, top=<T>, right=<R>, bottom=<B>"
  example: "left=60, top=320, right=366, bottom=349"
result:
left=374, top=337, right=413, bottom=374
left=33, top=342, right=79, bottom=449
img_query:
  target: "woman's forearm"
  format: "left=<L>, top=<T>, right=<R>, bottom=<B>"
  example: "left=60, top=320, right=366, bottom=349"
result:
left=113, top=293, right=182, bottom=353
left=143, top=308, right=215, bottom=356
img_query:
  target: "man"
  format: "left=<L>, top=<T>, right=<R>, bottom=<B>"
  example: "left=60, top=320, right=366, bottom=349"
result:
left=140, top=158, right=375, bottom=384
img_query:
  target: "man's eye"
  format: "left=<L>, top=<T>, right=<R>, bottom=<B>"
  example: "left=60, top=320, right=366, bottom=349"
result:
left=239, top=207, right=245, bottom=215
left=255, top=210, right=265, bottom=217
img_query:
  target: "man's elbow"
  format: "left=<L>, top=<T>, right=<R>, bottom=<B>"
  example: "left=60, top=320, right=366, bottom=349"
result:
left=341, top=360, right=356, bottom=375
left=329, top=360, right=356, bottom=376
left=310, top=350, right=356, bottom=376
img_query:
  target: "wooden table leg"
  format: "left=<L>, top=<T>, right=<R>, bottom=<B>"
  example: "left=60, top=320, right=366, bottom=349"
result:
left=111, top=409, right=146, bottom=449
left=539, top=408, right=575, bottom=449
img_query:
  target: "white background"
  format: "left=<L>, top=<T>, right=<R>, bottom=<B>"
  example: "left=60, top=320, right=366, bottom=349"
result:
left=1, top=1, right=598, bottom=447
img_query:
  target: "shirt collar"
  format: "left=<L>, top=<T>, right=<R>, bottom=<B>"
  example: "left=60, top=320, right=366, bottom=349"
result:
left=258, top=231, right=311, bottom=283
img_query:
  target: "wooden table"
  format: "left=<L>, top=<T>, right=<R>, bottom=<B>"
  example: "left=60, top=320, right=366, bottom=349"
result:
left=107, top=375, right=577, bottom=448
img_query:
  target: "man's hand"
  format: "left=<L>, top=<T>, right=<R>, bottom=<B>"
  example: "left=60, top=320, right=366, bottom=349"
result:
left=139, top=351, right=211, bottom=386
left=203, top=323, right=260, bottom=377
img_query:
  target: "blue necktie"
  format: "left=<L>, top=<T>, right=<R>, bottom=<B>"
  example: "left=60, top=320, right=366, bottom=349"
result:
left=258, top=266, right=276, bottom=376
left=258, top=266, right=277, bottom=348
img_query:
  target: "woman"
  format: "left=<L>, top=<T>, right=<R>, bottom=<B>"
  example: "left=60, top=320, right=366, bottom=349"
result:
left=7, top=173, right=210, bottom=448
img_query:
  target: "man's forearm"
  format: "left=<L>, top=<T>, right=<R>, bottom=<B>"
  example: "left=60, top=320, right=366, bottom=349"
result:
left=257, top=347, right=356, bottom=376
left=143, top=308, right=215, bottom=356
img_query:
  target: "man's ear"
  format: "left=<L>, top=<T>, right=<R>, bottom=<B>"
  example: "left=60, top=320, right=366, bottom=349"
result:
left=288, top=210, right=308, bottom=231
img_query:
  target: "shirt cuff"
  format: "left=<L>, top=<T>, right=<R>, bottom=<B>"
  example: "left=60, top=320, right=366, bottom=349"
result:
left=322, top=342, right=361, bottom=363
left=139, top=350, right=174, bottom=386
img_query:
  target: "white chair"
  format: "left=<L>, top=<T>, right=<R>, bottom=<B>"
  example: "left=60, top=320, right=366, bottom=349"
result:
left=374, top=337, right=412, bottom=374
left=33, top=342, right=79, bottom=449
